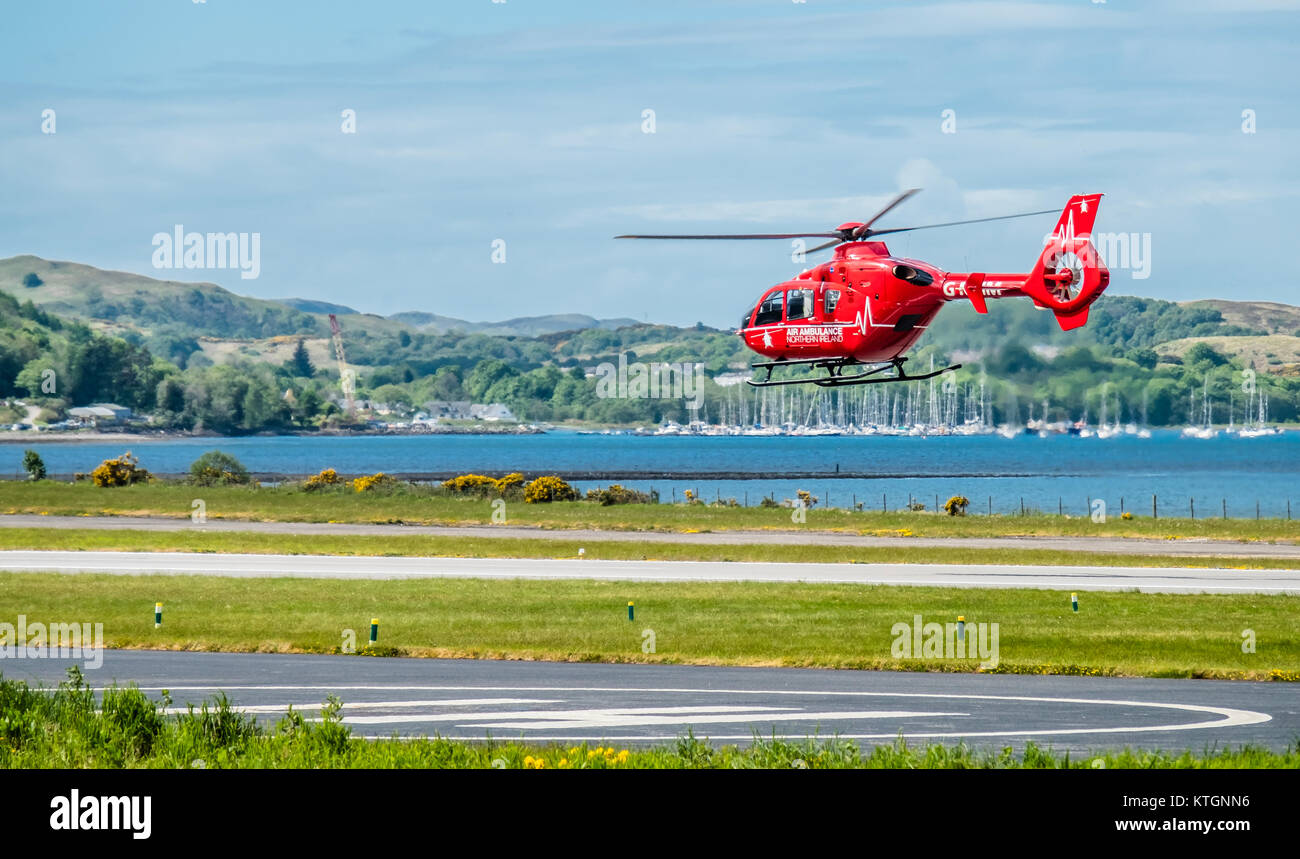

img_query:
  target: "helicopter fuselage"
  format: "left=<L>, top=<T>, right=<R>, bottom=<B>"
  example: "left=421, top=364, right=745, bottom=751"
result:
left=738, top=240, right=1029, bottom=364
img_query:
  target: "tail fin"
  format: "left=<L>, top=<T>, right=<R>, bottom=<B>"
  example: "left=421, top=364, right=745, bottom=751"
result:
left=1051, top=194, right=1102, bottom=243
left=1022, top=194, right=1109, bottom=331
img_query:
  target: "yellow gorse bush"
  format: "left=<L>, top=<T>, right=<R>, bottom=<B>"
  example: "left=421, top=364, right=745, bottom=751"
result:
left=352, top=472, right=396, bottom=492
left=442, top=473, right=498, bottom=493
left=523, top=475, right=577, bottom=504
left=303, top=468, right=341, bottom=491
left=90, top=452, right=150, bottom=488
left=495, top=472, right=525, bottom=492
left=442, top=473, right=525, bottom=494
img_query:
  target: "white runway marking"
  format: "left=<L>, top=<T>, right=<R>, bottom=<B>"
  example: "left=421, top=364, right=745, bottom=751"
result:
left=5, top=550, right=1299, bottom=593
left=119, top=683, right=1273, bottom=740
left=328, top=705, right=965, bottom=729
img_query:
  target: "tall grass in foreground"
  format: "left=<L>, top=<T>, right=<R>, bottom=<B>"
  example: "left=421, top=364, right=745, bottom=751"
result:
left=1, top=669, right=1295, bottom=769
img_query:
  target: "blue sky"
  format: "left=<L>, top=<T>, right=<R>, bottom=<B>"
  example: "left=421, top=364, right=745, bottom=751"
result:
left=1, top=0, right=1297, bottom=327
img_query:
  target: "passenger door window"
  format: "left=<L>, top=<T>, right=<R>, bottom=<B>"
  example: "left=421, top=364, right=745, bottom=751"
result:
left=786, top=288, right=815, bottom=321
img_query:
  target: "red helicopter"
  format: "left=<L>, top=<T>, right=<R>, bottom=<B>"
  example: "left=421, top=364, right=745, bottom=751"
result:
left=618, top=190, right=1108, bottom=387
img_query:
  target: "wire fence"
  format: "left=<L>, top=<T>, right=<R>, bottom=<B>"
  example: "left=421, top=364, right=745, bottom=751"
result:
left=645, top=486, right=1295, bottom=520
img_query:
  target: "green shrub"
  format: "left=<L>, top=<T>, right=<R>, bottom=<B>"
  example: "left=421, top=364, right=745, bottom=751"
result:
left=188, top=450, right=251, bottom=486
left=22, top=449, right=45, bottom=481
left=585, top=484, right=657, bottom=506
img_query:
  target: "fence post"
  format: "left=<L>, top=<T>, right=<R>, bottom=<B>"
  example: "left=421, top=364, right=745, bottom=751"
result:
left=1190, top=498, right=1195, bottom=519
left=1223, top=499, right=1227, bottom=519
left=1152, top=494, right=1157, bottom=520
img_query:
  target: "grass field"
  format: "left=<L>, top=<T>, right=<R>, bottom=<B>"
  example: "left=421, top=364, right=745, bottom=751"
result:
left=3, top=480, right=1299, bottom=541
left=2, top=526, right=1300, bottom=569
left=4, top=673, right=1294, bottom=768
left=4, top=572, right=1296, bottom=679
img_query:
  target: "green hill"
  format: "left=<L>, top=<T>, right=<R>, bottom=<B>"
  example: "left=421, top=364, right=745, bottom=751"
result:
left=0, top=255, right=324, bottom=340
left=389, top=311, right=641, bottom=337
left=0, top=256, right=422, bottom=368
left=1184, top=299, right=1300, bottom=337
left=274, top=298, right=359, bottom=316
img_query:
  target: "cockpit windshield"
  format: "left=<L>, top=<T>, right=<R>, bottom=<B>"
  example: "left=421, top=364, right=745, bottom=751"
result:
left=753, top=292, right=783, bottom=326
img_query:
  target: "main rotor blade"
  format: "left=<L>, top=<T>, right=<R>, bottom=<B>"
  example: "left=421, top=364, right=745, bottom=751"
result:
left=866, top=208, right=1058, bottom=237
left=802, top=237, right=843, bottom=254
left=852, top=187, right=921, bottom=238
left=615, top=232, right=840, bottom=240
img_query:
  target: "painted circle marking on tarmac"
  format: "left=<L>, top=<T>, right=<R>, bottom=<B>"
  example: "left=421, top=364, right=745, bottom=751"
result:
left=121, top=683, right=1273, bottom=741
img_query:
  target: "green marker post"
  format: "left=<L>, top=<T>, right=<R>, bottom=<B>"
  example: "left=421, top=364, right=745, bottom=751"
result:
left=627, top=601, right=634, bottom=621
left=154, top=602, right=162, bottom=629
left=369, top=617, right=379, bottom=646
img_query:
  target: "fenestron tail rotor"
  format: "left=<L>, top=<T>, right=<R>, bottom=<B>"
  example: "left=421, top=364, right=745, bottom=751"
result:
left=616, top=188, right=1057, bottom=254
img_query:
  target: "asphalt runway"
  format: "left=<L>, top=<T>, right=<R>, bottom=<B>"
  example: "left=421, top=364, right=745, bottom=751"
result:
left=5, top=513, right=1299, bottom=560
left=8, top=651, right=1298, bottom=751
left=2, top=549, right=1299, bottom=593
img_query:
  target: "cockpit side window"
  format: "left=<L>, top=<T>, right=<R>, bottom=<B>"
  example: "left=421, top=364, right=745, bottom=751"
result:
left=754, top=292, right=783, bottom=326
left=824, top=288, right=841, bottom=315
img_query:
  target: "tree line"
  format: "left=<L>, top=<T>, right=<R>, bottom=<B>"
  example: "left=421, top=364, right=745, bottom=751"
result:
left=3, top=288, right=1300, bottom=431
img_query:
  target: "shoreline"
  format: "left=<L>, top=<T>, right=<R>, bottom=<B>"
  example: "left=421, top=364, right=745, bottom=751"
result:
left=0, top=426, right=547, bottom=444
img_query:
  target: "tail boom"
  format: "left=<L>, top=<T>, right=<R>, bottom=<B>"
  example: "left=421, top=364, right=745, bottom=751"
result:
left=938, top=194, right=1109, bottom=331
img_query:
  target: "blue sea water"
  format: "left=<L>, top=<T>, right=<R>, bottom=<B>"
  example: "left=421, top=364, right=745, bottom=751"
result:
left=5, top=430, right=1299, bottom=519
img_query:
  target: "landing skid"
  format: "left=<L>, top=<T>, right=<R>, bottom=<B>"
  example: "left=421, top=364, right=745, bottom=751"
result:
left=746, top=357, right=962, bottom=388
